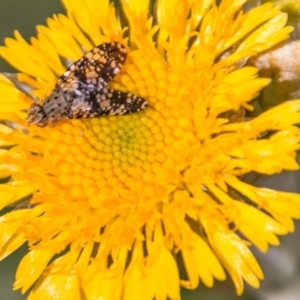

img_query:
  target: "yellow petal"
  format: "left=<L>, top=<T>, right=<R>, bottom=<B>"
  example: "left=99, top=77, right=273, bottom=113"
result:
left=14, top=248, right=54, bottom=293
left=124, top=240, right=180, bottom=300
left=210, top=229, right=264, bottom=295
left=181, top=230, right=226, bottom=289
left=28, top=273, right=80, bottom=300
left=82, top=257, right=125, bottom=300
left=234, top=201, right=287, bottom=252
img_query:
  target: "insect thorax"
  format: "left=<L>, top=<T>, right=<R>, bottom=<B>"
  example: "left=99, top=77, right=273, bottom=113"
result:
left=42, top=90, right=73, bottom=120
left=27, top=89, right=74, bottom=126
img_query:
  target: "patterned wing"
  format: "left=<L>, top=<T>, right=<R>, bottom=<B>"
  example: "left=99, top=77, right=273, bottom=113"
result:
left=69, top=87, right=148, bottom=119
left=56, top=42, right=127, bottom=93
left=27, top=42, right=147, bottom=127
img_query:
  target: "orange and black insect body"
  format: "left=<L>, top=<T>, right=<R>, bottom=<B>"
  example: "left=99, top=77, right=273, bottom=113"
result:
left=26, top=42, right=148, bottom=127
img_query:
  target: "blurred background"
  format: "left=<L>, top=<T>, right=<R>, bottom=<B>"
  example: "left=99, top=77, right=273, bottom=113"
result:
left=0, top=1, right=300, bottom=300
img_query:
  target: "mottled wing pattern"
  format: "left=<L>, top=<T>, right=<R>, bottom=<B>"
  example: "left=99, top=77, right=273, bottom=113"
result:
left=26, top=42, right=148, bottom=127
left=69, top=88, right=148, bottom=119
left=56, top=42, right=147, bottom=119
left=56, top=42, right=127, bottom=94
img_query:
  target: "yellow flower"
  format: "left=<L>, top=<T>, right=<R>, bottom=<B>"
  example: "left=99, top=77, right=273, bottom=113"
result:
left=0, top=0, right=300, bottom=299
